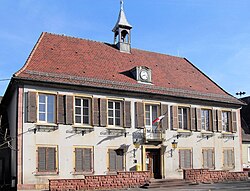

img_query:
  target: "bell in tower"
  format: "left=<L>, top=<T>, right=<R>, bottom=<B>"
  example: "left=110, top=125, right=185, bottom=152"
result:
left=112, top=0, right=132, bottom=53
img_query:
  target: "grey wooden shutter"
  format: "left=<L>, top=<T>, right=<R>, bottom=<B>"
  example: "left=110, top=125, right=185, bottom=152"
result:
left=109, top=149, right=116, bottom=171
left=218, top=110, right=222, bottom=132
left=116, top=149, right=124, bottom=171
left=212, top=110, right=218, bottom=132
left=196, top=108, right=201, bottom=131
left=75, top=148, right=83, bottom=172
left=190, top=108, right=196, bottom=131
left=83, top=148, right=92, bottom=171
left=27, top=91, right=37, bottom=123
left=185, top=149, right=192, bottom=169
left=232, top=112, right=237, bottom=133
left=100, top=98, right=107, bottom=127
left=231, top=150, right=235, bottom=167
left=202, top=149, right=208, bottom=168
left=135, top=102, right=144, bottom=128
left=179, top=149, right=186, bottom=169
left=57, top=95, right=65, bottom=124
left=207, top=149, right=214, bottom=168
left=120, top=102, right=124, bottom=127
left=208, top=110, right=213, bottom=131
left=47, top=147, right=56, bottom=171
left=223, top=149, right=228, bottom=168
left=38, top=147, right=46, bottom=171
left=66, top=95, right=73, bottom=125
left=172, top=106, right=178, bottom=130
left=92, top=98, right=100, bottom=126
left=161, top=104, right=168, bottom=130
left=124, top=101, right=131, bottom=128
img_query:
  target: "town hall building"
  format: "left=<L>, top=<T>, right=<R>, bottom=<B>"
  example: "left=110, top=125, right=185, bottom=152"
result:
left=0, top=1, right=246, bottom=190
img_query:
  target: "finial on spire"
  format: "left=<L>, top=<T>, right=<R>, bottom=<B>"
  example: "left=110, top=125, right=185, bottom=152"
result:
left=120, top=0, right=124, bottom=11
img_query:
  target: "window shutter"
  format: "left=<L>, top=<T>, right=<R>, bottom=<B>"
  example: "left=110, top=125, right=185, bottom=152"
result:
left=109, top=149, right=116, bottom=171
left=196, top=108, right=201, bottom=131
left=38, top=147, right=46, bottom=171
left=83, top=148, right=92, bottom=172
left=232, top=150, right=235, bottom=167
left=100, top=98, right=107, bottom=127
left=223, top=149, right=228, bottom=168
left=75, top=148, right=83, bottom=172
left=161, top=104, right=168, bottom=130
left=203, top=149, right=208, bottom=168
left=207, top=149, right=213, bottom=168
left=27, top=91, right=37, bottom=123
left=190, top=108, right=196, bottom=131
left=124, top=101, right=131, bottom=128
left=57, top=95, right=65, bottom=124
left=218, top=110, right=222, bottom=132
left=116, top=150, right=124, bottom=171
left=231, top=112, right=237, bottom=133
left=185, top=150, right=192, bottom=169
left=66, top=95, right=73, bottom=125
left=47, top=147, right=56, bottom=171
left=172, top=105, right=178, bottom=130
left=135, top=102, right=144, bottom=128
left=120, top=102, right=124, bottom=127
left=92, top=98, right=100, bottom=126
left=208, top=110, right=213, bottom=131
left=212, top=110, right=218, bottom=132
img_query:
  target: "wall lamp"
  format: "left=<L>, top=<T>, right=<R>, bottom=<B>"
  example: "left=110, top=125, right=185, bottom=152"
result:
left=170, top=140, right=178, bottom=157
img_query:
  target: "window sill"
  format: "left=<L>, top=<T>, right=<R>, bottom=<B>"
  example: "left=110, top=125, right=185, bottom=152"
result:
left=177, top=129, right=191, bottom=133
left=221, top=131, right=233, bottom=135
left=201, top=130, right=213, bottom=134
left=71, top=171, right=93, bottom=175
left=34, top=172, right=59, bottom=176
left=72, top=125, right=93, bottom=129
left=36, top=123, right=58, bottom=127
left=106, top=126, right=125, bottom=130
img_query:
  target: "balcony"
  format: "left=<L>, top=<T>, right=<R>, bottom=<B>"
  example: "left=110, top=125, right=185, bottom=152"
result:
left=144, top=127, right=164, bottom=142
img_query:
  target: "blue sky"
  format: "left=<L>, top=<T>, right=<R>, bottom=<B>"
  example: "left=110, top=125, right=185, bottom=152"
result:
left=1, top=0, right=250, bottom=98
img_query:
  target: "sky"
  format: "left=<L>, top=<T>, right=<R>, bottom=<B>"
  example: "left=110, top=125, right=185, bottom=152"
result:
left=0, top=0, right=250, bottom=98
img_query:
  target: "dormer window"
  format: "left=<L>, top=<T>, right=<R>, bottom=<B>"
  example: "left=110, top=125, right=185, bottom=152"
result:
left=131, top=66, right=152, bottom=83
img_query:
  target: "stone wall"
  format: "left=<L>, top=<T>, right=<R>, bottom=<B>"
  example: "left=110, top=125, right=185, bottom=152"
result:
left=49, top=171, right=150, bottom=191
left=184, top=169, right=248, bottom=183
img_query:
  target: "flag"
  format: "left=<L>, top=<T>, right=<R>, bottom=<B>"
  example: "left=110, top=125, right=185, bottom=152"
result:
left=152, top=115, right=165, bottom=124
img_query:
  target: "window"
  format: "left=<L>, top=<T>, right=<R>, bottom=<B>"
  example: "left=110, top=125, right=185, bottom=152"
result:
left=145, top=104, right=159, bottom=130
left=75, top=97, right=91, bottom=125
left=108, top=101, right=121, bottom=126
left=201, top=109, right=211, bottom=131
left=179, top=149, right=192, bottom=169
left=222, top=111, right=230, bottom=132
left=202, top=148, right=214, bottom=169
left=248, top=147, right=250, bottom=162
left=38, top=94, right=56, bottom=123
left=223, top=148, right=235, bottom=169
left=178, top=107, right=188, bottom=130
left=37, top=146, right=57, bottom=173
left=74, top=147, right=93, bottom=173
left=108, top=149, right=124, bottom=171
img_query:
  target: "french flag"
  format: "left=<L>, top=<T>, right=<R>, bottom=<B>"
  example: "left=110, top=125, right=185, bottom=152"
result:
left=152, top=115, right=165, bottom=124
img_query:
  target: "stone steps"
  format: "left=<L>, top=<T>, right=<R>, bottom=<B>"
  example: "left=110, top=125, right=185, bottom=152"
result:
left=141, top=179, right=195, bottom=189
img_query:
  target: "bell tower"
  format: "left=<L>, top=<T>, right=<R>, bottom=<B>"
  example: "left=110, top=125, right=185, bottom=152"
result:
left=112, top=0, right=132, bottom=53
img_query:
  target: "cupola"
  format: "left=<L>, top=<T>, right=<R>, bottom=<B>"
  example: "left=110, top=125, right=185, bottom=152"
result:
left=112, top=0, right=132, bottom=53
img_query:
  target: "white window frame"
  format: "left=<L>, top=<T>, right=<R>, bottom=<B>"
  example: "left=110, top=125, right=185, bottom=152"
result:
left=38, top=94, right=56, bottom=123
left=201, top=109, right=210, bottom=131
left=145, top=104, right=158, bottom=129
left=108, top=100, right=121, bottom=127
left=222, top=111, right=230, bottom=132
left=178, top=107, right=188, bottom=130
left=74, top=97, right=91, bottom=125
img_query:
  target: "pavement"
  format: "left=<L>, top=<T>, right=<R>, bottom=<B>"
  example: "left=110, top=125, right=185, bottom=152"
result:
left=128, top=179, right=250, bottom=191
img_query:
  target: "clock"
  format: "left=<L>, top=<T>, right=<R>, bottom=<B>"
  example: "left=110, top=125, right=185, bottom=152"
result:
left=140, top=70, right=149, bottom=80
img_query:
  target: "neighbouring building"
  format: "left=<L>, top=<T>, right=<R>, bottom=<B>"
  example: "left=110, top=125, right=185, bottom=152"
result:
left=0, top=1, right=245, bottom=190
left=240, top=96, right=250, bottom=170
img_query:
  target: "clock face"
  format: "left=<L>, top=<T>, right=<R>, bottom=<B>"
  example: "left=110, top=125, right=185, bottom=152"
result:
left=140, top=70, right=149, bottom=80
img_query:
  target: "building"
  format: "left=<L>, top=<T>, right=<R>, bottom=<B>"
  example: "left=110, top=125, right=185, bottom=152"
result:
left=240, top=96, right=250, bottom=170
left=0, top=1, right=245, bottom=190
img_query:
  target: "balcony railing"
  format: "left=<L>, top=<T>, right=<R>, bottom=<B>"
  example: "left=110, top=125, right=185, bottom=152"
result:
left=144, top=127, right=164, bottom=142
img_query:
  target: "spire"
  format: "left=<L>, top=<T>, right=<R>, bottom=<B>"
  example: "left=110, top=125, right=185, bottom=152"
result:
left=112, top=0, right=132, bottom=32
left=112, top=0, right=132, bottom=53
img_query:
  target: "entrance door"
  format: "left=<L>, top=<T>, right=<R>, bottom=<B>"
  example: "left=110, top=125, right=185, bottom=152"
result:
left=145, top=149, right=161, bottom=179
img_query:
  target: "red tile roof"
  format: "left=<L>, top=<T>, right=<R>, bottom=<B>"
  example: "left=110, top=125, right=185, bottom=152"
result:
left=15, top=32, right=242, bottom=105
